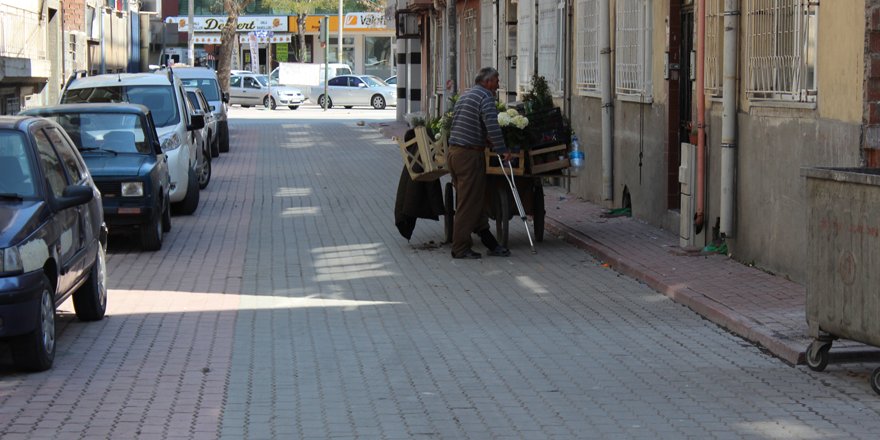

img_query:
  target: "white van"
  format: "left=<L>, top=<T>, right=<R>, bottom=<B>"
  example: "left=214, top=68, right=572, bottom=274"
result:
left=61, top=71, right=204, bottom=214
left=270, top=62, right=352, bottom=100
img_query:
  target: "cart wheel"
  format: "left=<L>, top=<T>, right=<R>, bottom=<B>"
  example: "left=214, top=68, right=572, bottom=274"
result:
left=444, top=182, right=454, bottom=244
left=871, top=367, right=880, bottom=395
left=495, top=185, right=510, bottom=248
left=806, top=340, right=832, bottom=372
left=533, top=183, right=545, bottom=242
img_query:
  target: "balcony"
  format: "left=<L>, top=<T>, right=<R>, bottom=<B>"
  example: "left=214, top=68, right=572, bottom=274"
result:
left=0, top=4, right=51, bottom=85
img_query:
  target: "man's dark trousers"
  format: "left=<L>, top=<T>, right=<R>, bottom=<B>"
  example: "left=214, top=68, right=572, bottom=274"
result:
left=448, top=145, right=490, bottom=257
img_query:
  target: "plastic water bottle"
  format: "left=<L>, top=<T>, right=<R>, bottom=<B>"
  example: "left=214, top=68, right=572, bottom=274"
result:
left=569, top=134, right=584, bottom=177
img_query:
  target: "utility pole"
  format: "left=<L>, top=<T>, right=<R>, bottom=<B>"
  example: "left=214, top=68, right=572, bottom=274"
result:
left=188, top=0, right=195, bottom=65
left=338, top=0, right=343, bottom=63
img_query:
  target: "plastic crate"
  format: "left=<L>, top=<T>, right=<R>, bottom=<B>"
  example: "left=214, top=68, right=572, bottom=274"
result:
left=525, top=107, right=571, bottom=150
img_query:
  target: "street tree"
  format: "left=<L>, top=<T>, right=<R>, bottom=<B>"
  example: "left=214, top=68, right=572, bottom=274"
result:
left=216, top=0, right=256, bottom=93
left=263, top=0, right=335, bottom=63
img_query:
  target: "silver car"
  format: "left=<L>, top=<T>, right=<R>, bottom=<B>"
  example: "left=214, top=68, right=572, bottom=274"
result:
left=314, top=75, right=397, bottom=110
left=229, top=73, right=305, bottom=110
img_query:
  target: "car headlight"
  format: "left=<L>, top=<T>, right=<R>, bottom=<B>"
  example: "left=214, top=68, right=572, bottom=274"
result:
left=0, top=247, right=23, bottom=274
left=121, top=182, right=144, bottom=197
left=160, top=133, right=182, bottom=151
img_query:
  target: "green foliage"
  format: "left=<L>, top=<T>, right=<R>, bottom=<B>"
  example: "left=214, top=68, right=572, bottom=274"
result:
left=522, top=74, right=553, bottom=113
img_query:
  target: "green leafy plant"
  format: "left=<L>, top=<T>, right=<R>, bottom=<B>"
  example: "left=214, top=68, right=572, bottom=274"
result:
left=522, top=74, right=553, bottom=113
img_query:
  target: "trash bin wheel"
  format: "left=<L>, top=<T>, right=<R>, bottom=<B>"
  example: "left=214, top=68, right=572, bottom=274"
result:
left=444, top=182, right=454, bottom=244
left=871, top=367, right=880, bottom=395
left=806, top=340, right=831, bottom=372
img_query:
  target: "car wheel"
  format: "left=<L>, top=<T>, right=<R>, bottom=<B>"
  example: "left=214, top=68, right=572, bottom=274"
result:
left=318, top=95, right=333, bottom=109
left=161, top=197, right=171, bottom=232
left=174, top=167, right=200, bottom=215
left=73, top=242, right=108, bottom=321
left=12, top=274, right=55, bottom=371
left=344, top=106, right=353, bottom=109
left=264, top=96, right=276, bottom=110
left=210, top=130, right=220, bottom=158
left=371, top=95, right=386, bottom=110
left=219, top=121, right=230, bottom=153
left=198, top=148, right=212, bottom=190
left=140, top=210, right=163, bottom=251
left=288, top=105, right=299, bottom=110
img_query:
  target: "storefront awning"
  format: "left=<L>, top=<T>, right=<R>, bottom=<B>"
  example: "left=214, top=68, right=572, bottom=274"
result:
left=239, top=34, right=293, bottom=44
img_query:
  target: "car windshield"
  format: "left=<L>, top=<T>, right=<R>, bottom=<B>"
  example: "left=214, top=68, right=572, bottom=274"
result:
left=0, top=130, right=37, bottom=197
left=361, top=76, right=386, bottom=87
left=62, top=85, right=180, bottom=128
left=43, top=113, right=152, bottom=154
left=180, top=78, right=221, bottom=101
left=255, top=75, right=269, bottom=87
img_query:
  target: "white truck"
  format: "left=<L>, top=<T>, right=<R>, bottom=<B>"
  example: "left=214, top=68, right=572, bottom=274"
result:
left=270, top=62, right=352, bottom=101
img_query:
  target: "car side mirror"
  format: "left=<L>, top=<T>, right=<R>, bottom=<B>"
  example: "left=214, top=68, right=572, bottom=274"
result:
left=359, top=83, right=367, bottom=88
left=57, top=184, right=94, bottom=210
left=209, top=105, right=215, bottom=111
left=188, top=113, right=205, bottom=131
left=222, top=92, right=230, bottom=103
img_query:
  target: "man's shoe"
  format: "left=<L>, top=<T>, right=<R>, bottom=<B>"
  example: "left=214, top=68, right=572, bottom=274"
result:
left=452, top=249, right=482, bottom=259
left=487, top=245, right=511, bottom=257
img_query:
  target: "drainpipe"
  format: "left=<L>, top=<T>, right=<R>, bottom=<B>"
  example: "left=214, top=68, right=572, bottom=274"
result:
left=720, top=0, right=739, bottom=237
left=694, top=0, right=706, bottom=233
left=599, top=0, right=613, bottom=200
left=448, top=0, right=457, bottom=95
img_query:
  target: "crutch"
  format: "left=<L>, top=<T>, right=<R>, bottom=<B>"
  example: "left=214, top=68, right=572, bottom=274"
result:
left=497, top=154, right=537, bottom=254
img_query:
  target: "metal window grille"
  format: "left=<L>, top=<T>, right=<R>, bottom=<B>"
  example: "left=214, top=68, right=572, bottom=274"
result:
left=481, top=0, right=495, bottom=69
left=517, top=0, right=534, bottom=92
left=537, top=0, right=564, bottom=94
left=615, top=0, right=652, bottom=97
left=746, top=0, right=817, bottom=102
left=464, top=8, right=478, bottom=86
left=576, top=0, right=600, bottom=95
left=705, top=1, right=724, bottom=96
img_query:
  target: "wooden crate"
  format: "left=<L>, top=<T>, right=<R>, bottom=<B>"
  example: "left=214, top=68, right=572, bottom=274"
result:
left=485, top=150, right=525, bottom=176
left=397, top=126, right=449, bottom=181
left=528, top=143, right=570, bottom=175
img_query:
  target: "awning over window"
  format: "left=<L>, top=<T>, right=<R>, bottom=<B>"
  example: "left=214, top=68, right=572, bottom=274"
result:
left=238, top=34, right=293, bottom=44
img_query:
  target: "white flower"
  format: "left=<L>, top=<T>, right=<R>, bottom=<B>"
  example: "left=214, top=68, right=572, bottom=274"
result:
left=435, top=133, right=441, bottom=140
left=512, top=115, right=529, bottom=129
left=506, top=109, right=519, bottom=117
left=497, top=112, right=512, bottom=127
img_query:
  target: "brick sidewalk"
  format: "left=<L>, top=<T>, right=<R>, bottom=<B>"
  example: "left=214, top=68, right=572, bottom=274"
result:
left=376, top=119, right=817, bottom=366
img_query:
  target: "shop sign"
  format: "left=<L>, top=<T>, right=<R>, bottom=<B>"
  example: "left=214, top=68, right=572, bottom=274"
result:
left=167, top=16, right=288, bottom=33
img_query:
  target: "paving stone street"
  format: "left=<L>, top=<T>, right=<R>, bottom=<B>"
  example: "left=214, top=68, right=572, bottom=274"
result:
left=1, top=106, right=879, bottom=439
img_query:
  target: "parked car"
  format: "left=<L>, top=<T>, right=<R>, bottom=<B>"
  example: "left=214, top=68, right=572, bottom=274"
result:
left=173, top=66, right=230, bottom=153
left=61, top=70, right=204, bottom=215
left=315, top=75, right=397, bottom=110
left=385, top=75, right=397, bottom=85
left=230, top=70, right=252, bottom=76
left=229, top=73, right=306, bottom=110
left=184, top=88, right=214, bottom=189
left=21, top=103, right=173, bottom=251
left=0, top=115, right=108, bottom=372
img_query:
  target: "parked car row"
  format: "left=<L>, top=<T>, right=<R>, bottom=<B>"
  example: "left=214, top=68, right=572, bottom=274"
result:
left=1, top=66, right=233, bottom=372
left=226, top=71, right=396, bottom=111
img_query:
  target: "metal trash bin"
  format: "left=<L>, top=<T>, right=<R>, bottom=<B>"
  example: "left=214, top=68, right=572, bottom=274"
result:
left=802, top=167, right=880, bottom=394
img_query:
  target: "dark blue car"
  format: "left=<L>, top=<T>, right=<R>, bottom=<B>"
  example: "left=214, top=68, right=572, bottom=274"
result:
left=0, top=116, right=107, bottom=372
left=22, top=104, right=172, bottom=251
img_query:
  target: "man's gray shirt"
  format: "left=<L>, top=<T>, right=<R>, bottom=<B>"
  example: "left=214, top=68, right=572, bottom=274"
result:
left=448, top=85, right=509, bottom=154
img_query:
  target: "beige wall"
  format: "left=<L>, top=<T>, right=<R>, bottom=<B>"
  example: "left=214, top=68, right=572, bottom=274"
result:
left=817, top=0, right=865, bottom=123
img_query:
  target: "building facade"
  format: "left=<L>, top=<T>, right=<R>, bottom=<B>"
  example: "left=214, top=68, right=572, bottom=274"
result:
left=404, top=0, right=872, bottom=284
